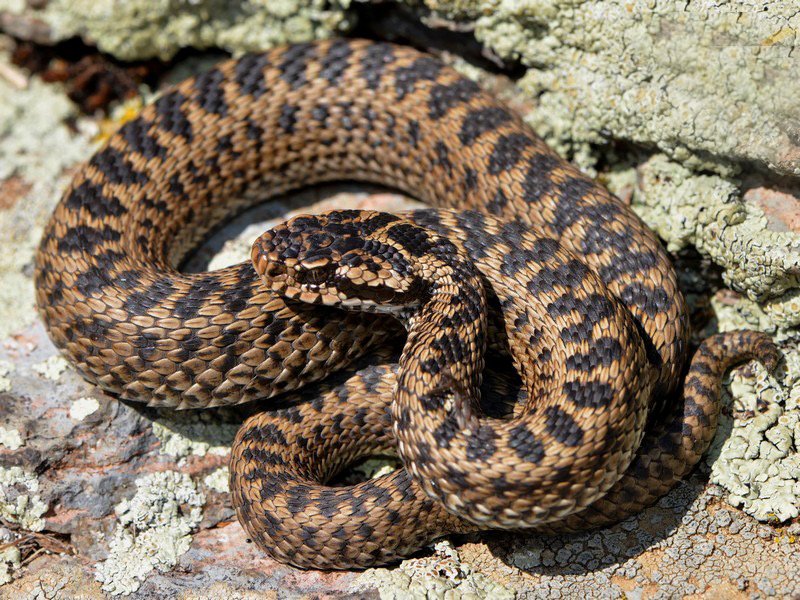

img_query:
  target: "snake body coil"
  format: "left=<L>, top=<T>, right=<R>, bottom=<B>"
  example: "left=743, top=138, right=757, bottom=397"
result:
left=34, top=39, right=778, bottom=569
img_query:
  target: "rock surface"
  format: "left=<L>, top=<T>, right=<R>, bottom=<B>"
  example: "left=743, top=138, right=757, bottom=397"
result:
left=0, top=1, right=798, bottom=598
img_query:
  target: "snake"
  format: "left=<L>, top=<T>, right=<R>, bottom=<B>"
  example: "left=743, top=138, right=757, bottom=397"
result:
left=33, top=39, right=779, bottom=570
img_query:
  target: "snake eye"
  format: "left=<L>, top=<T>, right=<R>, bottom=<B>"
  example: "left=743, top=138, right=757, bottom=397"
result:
left=296, top=264, right=336, bottom=287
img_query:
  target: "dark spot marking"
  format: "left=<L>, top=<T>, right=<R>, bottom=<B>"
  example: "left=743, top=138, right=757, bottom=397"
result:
left=428, top=78, right=480, bottom=119
left=488, top=133, right=533, bottom=174
left=278, top=42, right=316, bottom=89
left=466, top=425, right=497, bottom=461
left=458, top=107, right=512, bottom=146
left=155, top=91, right=193, bottom=140
left=89, top=147, right=146, bottom=186
left=509, top=424, right=545, bottom=463
left=394, top=57, right=442, bottom=100
left=544, top=406, right=584, bottom=447
left=65, top=181, right=127, bottom=219
left=562, top=380, right=615, bottom=409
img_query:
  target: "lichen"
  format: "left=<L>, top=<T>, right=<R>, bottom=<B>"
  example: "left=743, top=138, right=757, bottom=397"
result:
left=32, top=355, right=70, bottom=381
left=0, top=360, right=13, bottom=393
left=454, top=1, right=800, bottom=176
left=0, top=466, right=48, bottom=532
left=0, top=545, right=21, bottom=586
left=632, top=154, right=800, bottom=311
left=0, top=0, right=355, bottom=61
left=707, top=295, right=800, bottom=523
left=68, top=397, right=100, bottom=421
left=203, top=467, right=229, bottom=494
left=152, top=412, right=238, bottom=460
left=0, top=426, right=23, bottom=450
left=95, top=471, right=205, bottom=596
left=0, top=54, right=96, bottom=340
left=355, top=541, right=514, bottom=599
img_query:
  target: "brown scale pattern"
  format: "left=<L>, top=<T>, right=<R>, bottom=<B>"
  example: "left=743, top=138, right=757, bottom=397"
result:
left=34, top=39, right=779, bottom=569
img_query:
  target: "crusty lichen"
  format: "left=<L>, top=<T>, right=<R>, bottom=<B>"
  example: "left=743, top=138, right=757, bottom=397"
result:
left=707, top=295, right=800, bottom=523
left=0, top=0, right=354, bottom=61
left=354, top=541, right=514, bottom=599
left=0, top=51, right=96, bottom=340
left=152, top=412, right=238, bottom=460
left=450, top=1, right=800, bottom=177
left=0, top=360, right=13, bottom=393
left=0, top=466, right=48, bottom=532
left=0, top=426, right=23, bottom=450
left=632, top=156, right=800, bottom=315
left=68, top=396, right=100, bottom=421
left=95, top=471, right=205, bottom=596
left=31, top=355, right=70, bottom=381
left=0, top=545, right=21, bottom=586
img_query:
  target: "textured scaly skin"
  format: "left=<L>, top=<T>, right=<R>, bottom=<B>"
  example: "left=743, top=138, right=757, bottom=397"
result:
left=33, top=39, right=779, bottom=569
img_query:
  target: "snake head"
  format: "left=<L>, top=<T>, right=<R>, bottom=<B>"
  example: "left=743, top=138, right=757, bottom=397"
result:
left=252, top=210, right=425, bottom=314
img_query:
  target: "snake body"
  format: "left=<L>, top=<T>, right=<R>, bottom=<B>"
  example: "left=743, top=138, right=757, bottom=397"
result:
left=34, top=39, right=778, bottom=569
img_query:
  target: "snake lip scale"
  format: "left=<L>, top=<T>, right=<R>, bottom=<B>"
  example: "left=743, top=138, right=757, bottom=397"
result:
left=34, top=38, right=779, bottom=569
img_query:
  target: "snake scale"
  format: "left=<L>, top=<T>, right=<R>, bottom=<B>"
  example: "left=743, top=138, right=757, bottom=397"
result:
left=34, top=39, right=778, bottom=569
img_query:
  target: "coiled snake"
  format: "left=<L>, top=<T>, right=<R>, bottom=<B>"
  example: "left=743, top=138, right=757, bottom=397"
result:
left=34, top=39, right=778, bottom=569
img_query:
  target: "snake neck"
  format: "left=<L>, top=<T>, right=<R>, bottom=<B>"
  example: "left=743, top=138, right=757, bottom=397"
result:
left=398, top=265, right=489, bottom=419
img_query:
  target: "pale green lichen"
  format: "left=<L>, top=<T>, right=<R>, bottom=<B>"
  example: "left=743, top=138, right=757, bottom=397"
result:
left=354, top=541, right=514, bottom=599
left=95, top=471, right=205, bottom=596
left=707, top=296, right=800, bottom=523
left=0, top=545, right=21, bottom=586
left=0, top=466, right=48, bottom=532
left=0, top=0, right=354, bottom=61
left=152, top=413, right=238, bottom=459
left=68, top=396, right=100, bottom=421
left=203, top=467, right=229, bottom=494
left=459, top=1, right=800, bottom=176
left=0, top=427, right=23, bottom=450
left=32, top=355, right=70, bottom=381
left=632, top=154, right=800, bottom=315
left=0, top=54, right=96, bottom=340
left=0, top=360, right=13, bottom=394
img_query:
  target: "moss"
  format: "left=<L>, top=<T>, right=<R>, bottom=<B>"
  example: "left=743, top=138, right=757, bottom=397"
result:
left=95, top=471, right=205, bottom=596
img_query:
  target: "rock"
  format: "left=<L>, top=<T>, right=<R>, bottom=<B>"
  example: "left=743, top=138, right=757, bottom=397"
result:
left=0, top=2, right=798, bottom=596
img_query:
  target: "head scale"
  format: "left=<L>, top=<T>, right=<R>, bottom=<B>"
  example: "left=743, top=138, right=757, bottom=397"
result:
left=251, top=210, right=423, bottom=313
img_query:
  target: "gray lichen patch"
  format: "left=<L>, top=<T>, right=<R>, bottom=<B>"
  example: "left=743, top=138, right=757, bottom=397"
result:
left=632, top=154, right=800, bottom=311
left=354, top=541, right=514, bottom=599
left=707, top=295, right=800, bottom=523
left=0, top=466, right=48, bottom=532
left=0, top=50, right=96, bottom=340
left=95, top=471, right=205, bottom=596
left=459, top=1, right=800, bottom=176
left=152, top=412, right=238, bottom=460
left=0, top=545, right=21, bottom=586
left=0, top=426, right=23, bottom=450
left=0, top=0, right=354, bottom=61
